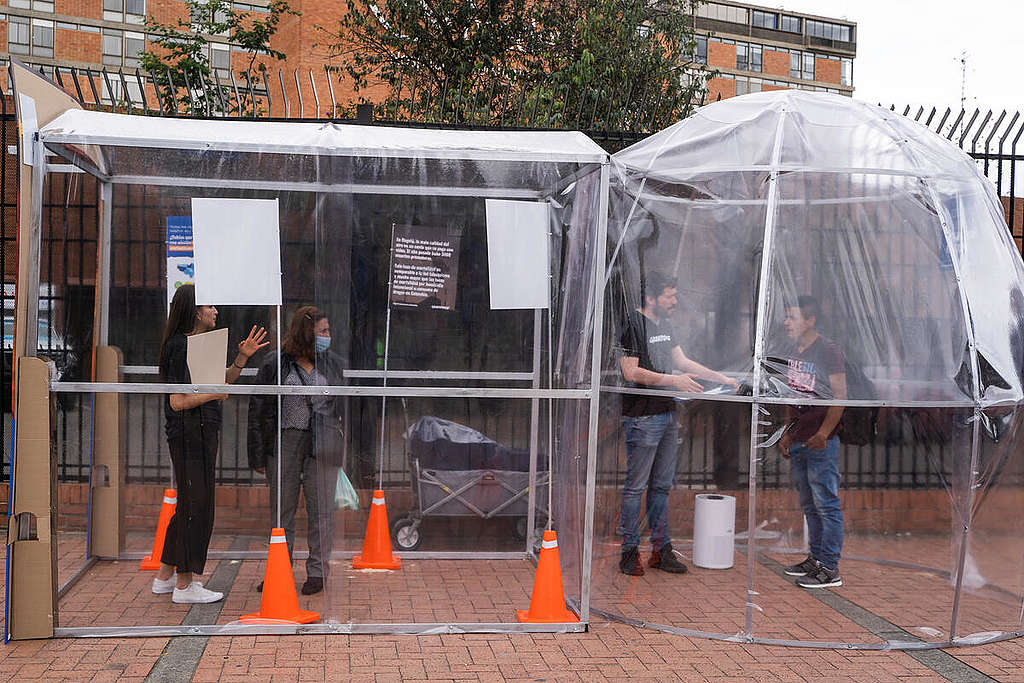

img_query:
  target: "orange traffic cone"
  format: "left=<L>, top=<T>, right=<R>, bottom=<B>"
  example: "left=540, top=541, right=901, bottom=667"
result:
left=241, top=528, right=320, bottom=624
left=516, top=530, right=579, bottom=623
left=352, top=490, right=401, bottom=570
left=140, top=488, right=176, bottom=571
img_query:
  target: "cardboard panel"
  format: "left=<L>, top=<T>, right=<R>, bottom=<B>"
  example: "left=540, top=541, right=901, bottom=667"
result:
left=91, top=346, right=125, bottom=560
left=7, top=59, right=85, bottom=415
left=9, top=357, right=57, bottom=640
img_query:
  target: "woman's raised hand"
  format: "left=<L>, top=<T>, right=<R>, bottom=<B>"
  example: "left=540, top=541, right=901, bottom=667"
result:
left=238, top=325, right=270, bottom=359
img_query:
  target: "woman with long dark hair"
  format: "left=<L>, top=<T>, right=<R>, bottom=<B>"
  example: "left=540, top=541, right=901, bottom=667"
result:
left=152, top=284, right=268, bottom=603
left=248, top=305, right=346, bottom=596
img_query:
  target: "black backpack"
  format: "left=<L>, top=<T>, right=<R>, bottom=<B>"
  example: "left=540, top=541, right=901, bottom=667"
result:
left=841, top=358, right=878, bottom=446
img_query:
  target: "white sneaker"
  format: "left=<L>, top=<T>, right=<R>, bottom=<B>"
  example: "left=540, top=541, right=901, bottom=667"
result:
left=152, top=574, right=176, bottom=595
left=172, top=581, right=224, bottom=604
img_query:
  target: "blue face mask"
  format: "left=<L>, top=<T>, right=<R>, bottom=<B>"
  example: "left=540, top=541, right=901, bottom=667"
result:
left=315, top=335, right=331, bottom=353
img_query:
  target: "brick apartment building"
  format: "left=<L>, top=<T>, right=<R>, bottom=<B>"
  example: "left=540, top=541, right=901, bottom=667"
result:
left=0, top=0, right=378, bottom=113
left=0, top=0, right=855, bottom=113
left=694, top=1, right=856, bottom=101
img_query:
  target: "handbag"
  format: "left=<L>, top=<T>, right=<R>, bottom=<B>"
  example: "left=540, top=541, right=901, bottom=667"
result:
left=335, top=467, right=359, bottom=510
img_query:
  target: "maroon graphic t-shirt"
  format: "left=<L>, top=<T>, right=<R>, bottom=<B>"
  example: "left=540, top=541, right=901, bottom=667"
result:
left=785, top=335, right=845, bottom=442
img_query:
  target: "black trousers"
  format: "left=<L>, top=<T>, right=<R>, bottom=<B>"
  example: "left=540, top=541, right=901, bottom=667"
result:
left=161, top=423, right=220, bottom=575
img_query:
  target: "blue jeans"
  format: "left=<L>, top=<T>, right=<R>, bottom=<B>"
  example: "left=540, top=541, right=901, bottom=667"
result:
left=619, top=412, right=679, bottom=550
left=789, top=437, right=843, bottom=569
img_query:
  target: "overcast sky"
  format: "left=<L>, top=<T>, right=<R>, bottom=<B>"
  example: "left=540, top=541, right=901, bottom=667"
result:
left=776, top=0, right=1023, bottom=114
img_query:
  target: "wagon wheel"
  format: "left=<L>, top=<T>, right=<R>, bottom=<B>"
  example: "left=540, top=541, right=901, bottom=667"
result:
left=392, top=515, right=422, bottom=551
left=513, top=515, right=548, bottom=542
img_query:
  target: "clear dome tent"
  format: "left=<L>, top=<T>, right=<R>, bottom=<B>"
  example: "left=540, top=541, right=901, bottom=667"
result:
left=590, top=90, right=1024, bottom=648
left=7, top=61, right=609, bottom=638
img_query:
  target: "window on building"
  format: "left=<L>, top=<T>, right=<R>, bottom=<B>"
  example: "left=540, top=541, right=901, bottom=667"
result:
left=191, top=1, right=231, bottom=35
left=8, top=16, right=30, bottom=54
left=690, top=35, right=708, bottom=65
left=806, top=19, right=851, bottom=42
left=751, top=10, right=777, bottom=29
left=8, top=0, right=31, bottom=9
left=841, top=58, right=853, bottom=86
left=125, top=31, right=145, bottom=67
left=102, top=29, right=123, bottom=66
left=31, top=19, right=54, bottom=57
left=31, top=0, right=55, bottom=11
left=211, top=44, right=230, bottom=79
left=103, top=29, right=146, bottom=67
left=105, top=0, right=146, bottom=23
left=101, top=76, right=143, bottom=106
left=790, top=50, right=815, bottom=80
left=735, top=43, right=762, bottom=73
left=697, top=2, right=748, bottom=25
left=735, top=75, right=749, bottom=96
left=749, top=77, right=762, bottom=93
left=780, top=15, right=801, bottom=33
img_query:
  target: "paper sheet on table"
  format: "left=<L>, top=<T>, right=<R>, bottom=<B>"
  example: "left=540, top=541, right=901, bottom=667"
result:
left=191, top=198, right=282, bottom=305
left=485, top=199, right=549, bottom=309
left=186, top=328, right=228, bottom=385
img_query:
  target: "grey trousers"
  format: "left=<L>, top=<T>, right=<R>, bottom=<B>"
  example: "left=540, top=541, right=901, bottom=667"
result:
left=267, top=428, right=337, bottom=579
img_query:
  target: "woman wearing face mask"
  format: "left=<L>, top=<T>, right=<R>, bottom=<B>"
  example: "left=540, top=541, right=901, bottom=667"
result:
left=247, top=306, right=346, bottom=595
left=153, top=284, right=268, bottom=603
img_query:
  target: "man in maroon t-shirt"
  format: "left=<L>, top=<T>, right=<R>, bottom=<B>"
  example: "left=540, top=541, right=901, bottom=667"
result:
left=777, top=295, right=847, bottom=589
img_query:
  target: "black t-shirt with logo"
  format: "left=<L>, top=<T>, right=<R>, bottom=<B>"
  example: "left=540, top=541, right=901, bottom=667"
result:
left=784, top=335, right=845, bottom=441
left=618, top=311, right=678, bottom=417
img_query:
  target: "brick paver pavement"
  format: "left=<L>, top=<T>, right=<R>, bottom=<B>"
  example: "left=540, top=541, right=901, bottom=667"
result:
left=4, top=622, right=1020, bottom=681
left=2, top=531, right=1021, bottom=680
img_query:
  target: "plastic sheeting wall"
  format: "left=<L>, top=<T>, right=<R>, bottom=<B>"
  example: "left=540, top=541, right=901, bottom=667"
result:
left=590, top=91, right=1024, bottom=647
left=32, top=116, right=607, bottom=634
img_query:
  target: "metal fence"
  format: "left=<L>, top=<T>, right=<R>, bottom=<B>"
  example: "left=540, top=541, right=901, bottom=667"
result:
left=3, top=60, right=1024, bottom=490
left=14, top=62, right=680, bottom=149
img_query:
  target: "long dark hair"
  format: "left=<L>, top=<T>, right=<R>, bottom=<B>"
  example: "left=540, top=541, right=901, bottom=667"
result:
left=282, top=305, right=325, bottom=360
left=159, top=284, right=197, bottom=374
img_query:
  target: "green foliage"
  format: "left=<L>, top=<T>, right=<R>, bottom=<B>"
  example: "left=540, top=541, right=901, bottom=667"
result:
left=140, top=0, right=298, bottom=115
left=329, top=0, right=710, bottom=129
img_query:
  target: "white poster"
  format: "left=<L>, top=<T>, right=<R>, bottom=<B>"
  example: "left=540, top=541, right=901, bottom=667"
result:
left=485, top=199, right=550, bottom=310
left=18, top=94, right=37, bottom=167
left=191, top=198, right=282, bottom=306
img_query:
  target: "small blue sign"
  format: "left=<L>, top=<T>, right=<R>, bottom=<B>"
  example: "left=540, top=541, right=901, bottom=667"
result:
left=167, top=216, right=193, bottom=257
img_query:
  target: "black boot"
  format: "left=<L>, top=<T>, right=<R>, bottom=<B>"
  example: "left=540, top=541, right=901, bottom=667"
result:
left=649, top=544, right=688, bottom=574
left=620, top=546, right=645, bottom=576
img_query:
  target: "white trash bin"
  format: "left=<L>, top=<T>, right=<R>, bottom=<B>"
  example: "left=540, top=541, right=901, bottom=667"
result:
left=693, top=493, right=736, bottom=569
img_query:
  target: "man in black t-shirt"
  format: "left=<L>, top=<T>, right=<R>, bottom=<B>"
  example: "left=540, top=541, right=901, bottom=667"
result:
left=777, top=295, right=847, bottom=589
left=616, top=271, right=738, bottom=576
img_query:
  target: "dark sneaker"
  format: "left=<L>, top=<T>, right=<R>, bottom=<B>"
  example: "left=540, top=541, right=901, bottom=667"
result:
left=620, top=546, right=645, bottom=576
left=649, top=544, right=688, bottom=574
left=301, top=577, right=323, bottom=595
left=796, top=564, right=842, bottom=588
left=256, top=581, right=263, bottom=593
left=784, top=556, right=818, bottom=577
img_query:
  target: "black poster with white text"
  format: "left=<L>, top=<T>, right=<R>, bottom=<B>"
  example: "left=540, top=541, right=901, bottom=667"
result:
left=389, top=224, right=462, bottom=310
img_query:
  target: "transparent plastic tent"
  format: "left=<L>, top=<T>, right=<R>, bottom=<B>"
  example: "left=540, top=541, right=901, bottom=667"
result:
left=20, top=106, right=609, bottom=636
left=589, top=91, right=1024, bottom=648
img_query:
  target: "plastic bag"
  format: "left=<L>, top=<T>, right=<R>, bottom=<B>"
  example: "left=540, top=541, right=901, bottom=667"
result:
left=335, top=468, right=359, bottom=510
